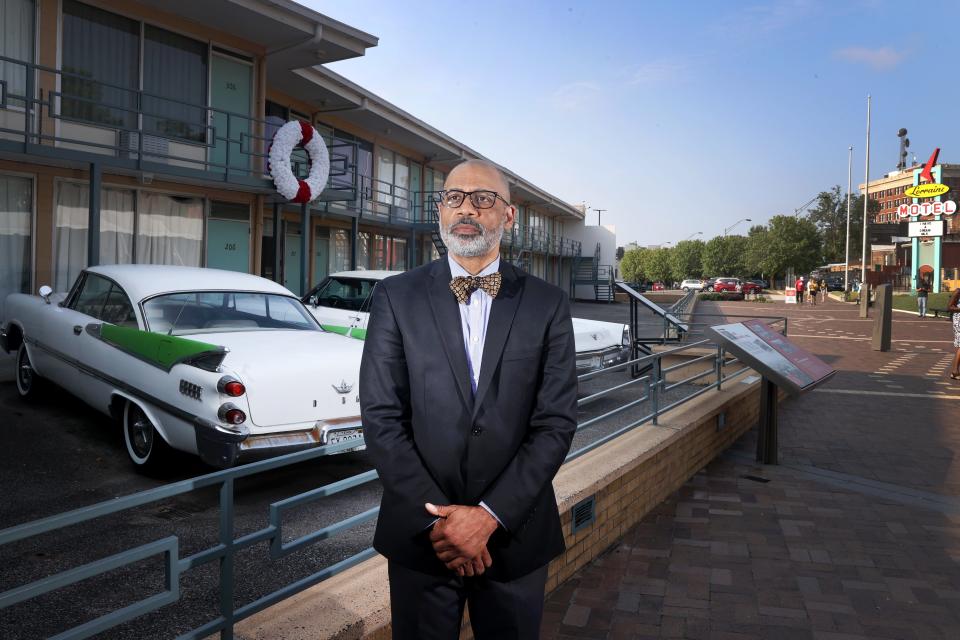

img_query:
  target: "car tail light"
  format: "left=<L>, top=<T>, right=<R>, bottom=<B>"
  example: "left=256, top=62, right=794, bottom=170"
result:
left=218, top=403, right=246, bottom=425
left=218, top=376, right=245, bottom=397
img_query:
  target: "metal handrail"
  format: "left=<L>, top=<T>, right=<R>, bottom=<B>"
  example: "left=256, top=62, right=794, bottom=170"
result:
left=0, top=54, right=358, bottom=194
left=0, top=318, right=779, bottom=638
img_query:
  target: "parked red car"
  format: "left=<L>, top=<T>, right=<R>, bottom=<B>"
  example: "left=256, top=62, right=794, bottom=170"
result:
left=650, top=282, right=665, bottom=291
left=708, top=278, right=761, bottom=294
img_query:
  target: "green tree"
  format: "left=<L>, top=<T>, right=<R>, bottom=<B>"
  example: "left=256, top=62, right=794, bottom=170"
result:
left=762, top=215, right=822, bottom=280
left=642, top=247, right=673, bottom=284
left=805, top=186, right=879, bottom=263
left=619, top=248, right=647, bottom=283
left=745, top=226, right=773, bottom=278
left=701, top=235, right=748, bottom=277
left=670, top=239, right=704, bottom=281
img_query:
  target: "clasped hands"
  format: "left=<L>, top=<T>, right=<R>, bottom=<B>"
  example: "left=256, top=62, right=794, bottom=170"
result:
left=425, top=502, right=498, bottom=577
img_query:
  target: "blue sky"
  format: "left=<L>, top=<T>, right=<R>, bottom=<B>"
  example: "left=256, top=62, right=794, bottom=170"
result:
left=309, top=0, right=960, bottom=246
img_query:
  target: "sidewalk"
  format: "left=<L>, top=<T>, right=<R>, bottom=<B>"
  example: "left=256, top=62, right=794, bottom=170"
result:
left=543, top=299, right=960, bottom=639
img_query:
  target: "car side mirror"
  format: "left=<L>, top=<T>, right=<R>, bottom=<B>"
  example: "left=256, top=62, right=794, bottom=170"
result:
left=38, top=285, right=53, bottom=304
left=308, top=295, right=319, bottom=307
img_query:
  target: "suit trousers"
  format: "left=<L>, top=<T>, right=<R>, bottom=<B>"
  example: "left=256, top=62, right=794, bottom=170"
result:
left=387, top=561, right=548, bottom=640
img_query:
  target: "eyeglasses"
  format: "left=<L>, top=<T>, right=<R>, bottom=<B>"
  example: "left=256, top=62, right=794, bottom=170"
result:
left=437, top=189, right=510, bottom=210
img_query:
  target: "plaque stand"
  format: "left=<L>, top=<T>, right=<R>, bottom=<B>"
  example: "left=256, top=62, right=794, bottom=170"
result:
left=757, top=377, right=779, bottom=464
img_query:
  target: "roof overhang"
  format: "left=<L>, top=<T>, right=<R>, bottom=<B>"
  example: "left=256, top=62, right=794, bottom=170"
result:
left=133, top=0, right=378, bottom=67
left=286, top=67, right=584, bottom=221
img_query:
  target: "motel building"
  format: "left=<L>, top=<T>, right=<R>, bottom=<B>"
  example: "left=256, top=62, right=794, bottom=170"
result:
left=0, top=0, right=608, bottom=320
left=859, top=162, right=960, bottom=292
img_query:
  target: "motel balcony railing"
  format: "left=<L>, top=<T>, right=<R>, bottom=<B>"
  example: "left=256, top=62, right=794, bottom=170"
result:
left=0, top=54, right=357, bottom=199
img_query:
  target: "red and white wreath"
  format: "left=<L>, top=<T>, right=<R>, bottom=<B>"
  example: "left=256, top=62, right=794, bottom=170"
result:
left=268, top=120, right=330, bottom=203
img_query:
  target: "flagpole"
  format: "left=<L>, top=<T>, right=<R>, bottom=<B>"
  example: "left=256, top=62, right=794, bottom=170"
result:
left=860, top=95, right=871, bottom=288
left=845, top=146, right=852, bottom=291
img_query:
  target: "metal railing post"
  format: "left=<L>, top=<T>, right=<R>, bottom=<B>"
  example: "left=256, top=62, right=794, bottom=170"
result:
left=24, top=61, right=34, bottom=143
left=651, top=356, right=661, bottom=425
left=219, top=477, right=235, bottom=639
left=715, top=344, right=723, bottom=391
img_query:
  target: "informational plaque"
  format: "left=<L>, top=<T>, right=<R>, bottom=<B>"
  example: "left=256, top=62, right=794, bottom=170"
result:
left=784, top=287, right=797, bottom=304
left=708, top=319, right=834, bottom=395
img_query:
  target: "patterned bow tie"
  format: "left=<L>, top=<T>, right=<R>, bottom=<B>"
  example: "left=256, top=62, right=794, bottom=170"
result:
left=450, top=273, right=502, bottom=304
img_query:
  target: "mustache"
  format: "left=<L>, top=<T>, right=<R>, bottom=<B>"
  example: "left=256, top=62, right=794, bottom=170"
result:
left=446, top=218, right=484, bottom=234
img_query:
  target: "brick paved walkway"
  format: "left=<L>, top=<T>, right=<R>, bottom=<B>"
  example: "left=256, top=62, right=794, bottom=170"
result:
left=543, top=299, right=960, bottom=639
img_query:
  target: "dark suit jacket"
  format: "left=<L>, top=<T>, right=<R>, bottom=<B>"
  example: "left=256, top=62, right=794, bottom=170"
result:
left=359, top=258, right=578, bottom=581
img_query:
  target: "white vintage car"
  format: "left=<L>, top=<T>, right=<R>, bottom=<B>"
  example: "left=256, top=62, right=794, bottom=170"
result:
left=1, top=265, right=365, bottom=471
left=301, top=270, right=632, bottom=374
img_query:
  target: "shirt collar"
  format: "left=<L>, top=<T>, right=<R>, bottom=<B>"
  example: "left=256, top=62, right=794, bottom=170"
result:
left=448, top=254, right=500, bottom=278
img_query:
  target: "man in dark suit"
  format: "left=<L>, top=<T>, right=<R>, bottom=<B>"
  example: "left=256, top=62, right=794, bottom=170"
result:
left=359, top=159, right=578, bottom=639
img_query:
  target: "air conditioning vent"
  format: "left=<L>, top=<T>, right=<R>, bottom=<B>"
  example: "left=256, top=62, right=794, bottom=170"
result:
left=118, top=131, right=169, bottom=160
left=571, top=495, right=596, bottom=534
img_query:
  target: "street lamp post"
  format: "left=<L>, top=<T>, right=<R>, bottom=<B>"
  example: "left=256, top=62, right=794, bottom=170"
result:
left=682, top=231, right=703, bottom=241
left=723, top=218, right=752, bottom=236
left=844, top=146, right=852, bottom=291
left=593, top=208, right=606, bottom=226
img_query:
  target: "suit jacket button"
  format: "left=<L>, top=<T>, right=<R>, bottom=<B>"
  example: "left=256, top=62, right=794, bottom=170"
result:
left=471, top=427, right=482, bottom=436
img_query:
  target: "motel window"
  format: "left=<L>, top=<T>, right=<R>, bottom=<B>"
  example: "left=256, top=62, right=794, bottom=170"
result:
left=142, top=25, right=208, bottom=142
left=62, top=1, right=208, bottom=142
left=374, top=148, right=412, bottom=213
left=0, top=0, right=34, bottom=106
left=54, top=183, right=203, bottom=291
left=62, top=0, right=139, bottom=129
left=54, top=183, right=135, bottom=291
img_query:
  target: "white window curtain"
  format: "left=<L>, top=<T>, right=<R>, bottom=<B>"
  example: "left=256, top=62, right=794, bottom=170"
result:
left=331, top=228, right=350, bottom=273
left=136, top=192, right=203, bottom=267
left=0, top=0, right=34, bottom=105
left=54, top=183, right=134, bottom=291
left=0, top=174, right=32, bottom=319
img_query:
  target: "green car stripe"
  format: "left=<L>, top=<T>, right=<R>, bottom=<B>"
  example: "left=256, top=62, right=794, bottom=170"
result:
left=94, top=324, right=226, bottom=371
left=321, top=324, right=352, bottom=336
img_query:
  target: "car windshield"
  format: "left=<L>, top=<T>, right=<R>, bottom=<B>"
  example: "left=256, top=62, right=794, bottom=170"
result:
left=305, top=277, right=377, bottom=312
left=142, top=291, right=319, bottom=335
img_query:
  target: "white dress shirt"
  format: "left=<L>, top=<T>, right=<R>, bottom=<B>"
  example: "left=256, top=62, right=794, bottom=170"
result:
left=448, top=254, right=504, bottom=528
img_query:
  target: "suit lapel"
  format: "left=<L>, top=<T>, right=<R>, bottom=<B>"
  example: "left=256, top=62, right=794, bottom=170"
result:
left=472, top=263, right=523, bottom=417
left=427, top=260, right=474, bottom=412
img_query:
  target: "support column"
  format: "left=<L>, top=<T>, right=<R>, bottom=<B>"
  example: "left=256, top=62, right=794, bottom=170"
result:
left=272, top=203, right=281, bottom=285
left=350, top=217, right=359, bottom=270
left=87, top=162, right=101, bottom=267
left=300, top=203, right=309, bottom=296
left=410, top=228, right=416, bottom=268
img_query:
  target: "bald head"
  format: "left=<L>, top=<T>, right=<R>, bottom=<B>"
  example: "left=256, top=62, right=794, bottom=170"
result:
left=444, top=159, right=511, bottom=203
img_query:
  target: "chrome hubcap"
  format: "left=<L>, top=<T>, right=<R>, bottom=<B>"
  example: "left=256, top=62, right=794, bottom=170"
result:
left=129, top=412, right=153, bottom=458
left=17, top=352, right=32, bottom=390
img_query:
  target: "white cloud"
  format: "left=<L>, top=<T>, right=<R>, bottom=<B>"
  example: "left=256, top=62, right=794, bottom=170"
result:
left=549, top=82, right=603, bottom=112
left=834, top=46, right=905, bottom=70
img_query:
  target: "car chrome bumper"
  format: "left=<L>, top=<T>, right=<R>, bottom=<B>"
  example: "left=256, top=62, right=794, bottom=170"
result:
left=576, top=345, right=632, bottom=373
left=194, top=416, right=364, bottom=468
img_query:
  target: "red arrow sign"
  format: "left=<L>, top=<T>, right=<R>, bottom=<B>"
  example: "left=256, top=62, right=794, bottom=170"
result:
left=920, top=148, right=940, bottom=183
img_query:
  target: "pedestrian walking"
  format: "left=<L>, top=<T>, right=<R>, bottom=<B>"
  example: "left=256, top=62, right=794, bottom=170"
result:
left=949, top=287, right=960, bottom=381
left=917, top=278, right=930, bottom=318
left=819, top=278, right=827, bottom=302
left=795, top=276, right=805, bottom=304
left=808, top=278, right=818, bottom=306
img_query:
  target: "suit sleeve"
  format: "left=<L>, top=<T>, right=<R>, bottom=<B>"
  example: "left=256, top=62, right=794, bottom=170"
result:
left=359, top=282, right=449, bottom=537
left=480, top=291, right=578, bottom=532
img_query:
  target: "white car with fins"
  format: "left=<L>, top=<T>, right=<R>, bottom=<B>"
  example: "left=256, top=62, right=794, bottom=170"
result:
left=1, top=265, right=365, bottom=471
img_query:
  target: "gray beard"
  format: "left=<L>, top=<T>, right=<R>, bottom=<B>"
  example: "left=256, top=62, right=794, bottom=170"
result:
left=440, top=221, right=504, bottom=258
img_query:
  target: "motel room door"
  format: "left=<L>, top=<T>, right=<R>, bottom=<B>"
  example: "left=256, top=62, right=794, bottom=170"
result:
left=210, top=52, right=252, bottom=173
left=206, top=202, right=250, bottom=273
left=283, top=222, right=302, bottom=295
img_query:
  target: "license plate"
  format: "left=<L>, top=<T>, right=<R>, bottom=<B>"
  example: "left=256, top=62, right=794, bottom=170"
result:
left=326, top=428, right=363, bottom=445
